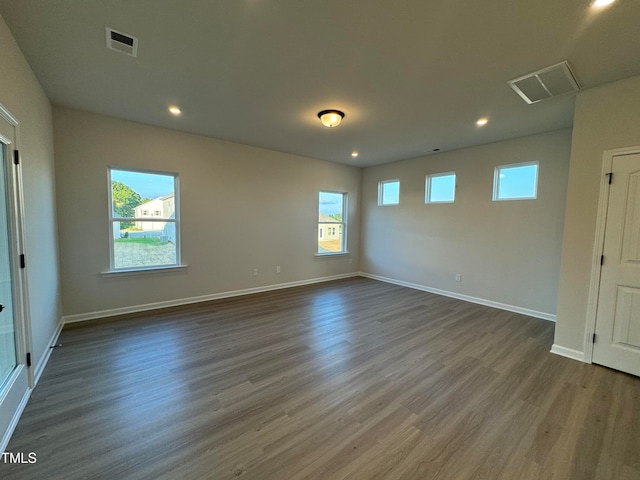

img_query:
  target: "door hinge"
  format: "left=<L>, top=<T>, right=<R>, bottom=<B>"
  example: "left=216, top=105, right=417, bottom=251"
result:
left=600, top=255, right=604, bottom=266
left=19, top=254, right=25, bottom=269
left=13, top=150, right=19, bottom=165
left=26, top=352, right=31, bottom=367
left=592, top=333, right=597, bottom=343
left=606, top=172, right=613, bottom=184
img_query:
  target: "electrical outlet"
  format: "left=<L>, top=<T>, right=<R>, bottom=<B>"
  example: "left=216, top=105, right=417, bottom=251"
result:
left=455, top=274, right=462, bottom=282
left=276, top=265, right=281, bottom=273
left=253, top=268, right=258, bottom=276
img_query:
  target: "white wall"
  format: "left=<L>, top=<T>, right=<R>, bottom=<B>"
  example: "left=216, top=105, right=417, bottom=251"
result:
left=53, top=107, right=360, bottom=318
left=361, top=129, right=572, bottom=318
left=0, top=16, right=62, bottom=375
left=555, top=75, right=640, bottom=355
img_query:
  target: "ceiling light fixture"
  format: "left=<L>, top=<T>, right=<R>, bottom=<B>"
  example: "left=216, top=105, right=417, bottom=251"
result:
left=476, top=117, right=489, bottom=126
left=592, top=0, right=615, bottom=7
left=351, top=152, right=359, bottom=158
left=168, top=105, right=182, bottom=115
left=317, top=110, right=344, bottom=128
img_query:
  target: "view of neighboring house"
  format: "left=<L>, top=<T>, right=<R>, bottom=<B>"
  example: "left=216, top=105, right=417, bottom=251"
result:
left=318, top=212, right=342, bottom=243
left=134, top=193, right=175, bottom=231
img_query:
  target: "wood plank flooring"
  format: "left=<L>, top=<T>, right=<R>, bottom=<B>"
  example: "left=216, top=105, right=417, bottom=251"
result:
left=1, top=277, right=639, bottom=479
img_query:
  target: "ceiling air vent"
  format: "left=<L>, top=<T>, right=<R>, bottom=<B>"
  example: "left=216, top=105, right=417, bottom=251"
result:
left=105, top=27, right=138, bottom=57
left=508, top=61, right=580, bottom=104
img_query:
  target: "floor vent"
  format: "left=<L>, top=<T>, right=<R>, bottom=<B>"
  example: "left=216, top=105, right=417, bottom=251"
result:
left=105, top=27, right=138, bottom=57
left=508, top=61, right=580, bottom=104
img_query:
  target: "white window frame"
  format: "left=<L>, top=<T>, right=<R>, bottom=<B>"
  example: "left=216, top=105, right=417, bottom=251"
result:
left=425, top=171, right=456, bottom=204
left=317, top=191, right=347, bottom=255
left=493, top=161, right=539, bottom=201
left=378, top=179, right=400, bottom=206
left=107, top=166, right=181, bottom=273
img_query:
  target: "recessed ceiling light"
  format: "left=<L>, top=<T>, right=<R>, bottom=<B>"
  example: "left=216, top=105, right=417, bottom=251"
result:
left=476, top=117, right=489, bottom=126
left=592, top=0, right=615, bottom=7
left=351, top=152, right=359, bottom=158
left=168, top=105, right=182, bottom=115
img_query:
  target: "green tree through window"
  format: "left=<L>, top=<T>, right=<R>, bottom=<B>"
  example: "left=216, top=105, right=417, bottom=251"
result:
left=111, top=180, right=143, bottom=228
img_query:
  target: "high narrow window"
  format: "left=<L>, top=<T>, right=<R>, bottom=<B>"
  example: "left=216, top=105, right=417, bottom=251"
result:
left=109, top=167, right=180, bottom=270
left=493, top=162, right=538, bottom=201
left=318, top=191, right=347, bottom=254
left=425, top=172, right=456, bottom=203
left=378, top=179, right=400, bottom=205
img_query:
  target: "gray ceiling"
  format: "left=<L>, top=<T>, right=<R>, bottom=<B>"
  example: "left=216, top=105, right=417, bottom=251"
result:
left=1, top=1, right=639, bottom=166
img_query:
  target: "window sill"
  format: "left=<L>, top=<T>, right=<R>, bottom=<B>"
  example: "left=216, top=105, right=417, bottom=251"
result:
left=315, top=251, right=351, bottom=258
left=101, top=264, right=188, bottom=277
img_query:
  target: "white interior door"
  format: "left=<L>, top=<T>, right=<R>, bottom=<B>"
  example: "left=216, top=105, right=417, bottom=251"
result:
left=593, top=152, right=640, bottom=377
left=0, top=108, right=30, bottom=451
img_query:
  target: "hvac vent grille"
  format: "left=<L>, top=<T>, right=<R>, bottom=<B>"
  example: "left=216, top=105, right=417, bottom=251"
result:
left=105, top=27, right=138, bottom=57
left=508, top=61, right=580, bottom=104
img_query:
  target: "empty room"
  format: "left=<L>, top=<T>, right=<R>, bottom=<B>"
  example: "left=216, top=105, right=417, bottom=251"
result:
left=0, top=1, right=639, bottom=479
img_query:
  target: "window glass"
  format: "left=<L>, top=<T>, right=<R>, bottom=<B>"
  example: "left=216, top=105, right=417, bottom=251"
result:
left=109, top=168, right=180, bottom=270
left=318, top=191, right=346, bottom=254
left=378, top=180, right=400, bottom=205
left=494, top=162, right=538, bottom=201
left=426, top=172, right=455, bottom=203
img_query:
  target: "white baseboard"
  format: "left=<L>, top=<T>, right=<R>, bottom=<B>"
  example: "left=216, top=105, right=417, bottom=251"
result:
left=33, top=320, right=64, bottom=385
left=550, top=344, right=587, bottom=362
left=63, top=273, right=359, bottom=324
left=0, top=386, right=31, bottom=453
left=359, top=272, right=557, bottom=322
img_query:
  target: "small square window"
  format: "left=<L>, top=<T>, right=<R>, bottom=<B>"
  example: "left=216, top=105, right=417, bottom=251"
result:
left=493, top=162, right=538, bottom=201
left=378, top=180, right=400, bottom=206
left=425, top=172, right=456, bottom=203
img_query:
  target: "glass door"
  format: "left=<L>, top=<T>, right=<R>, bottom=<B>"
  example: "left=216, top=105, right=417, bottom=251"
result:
left=0, top=142, right=16, bottom=390
left=0, top=105, right=29, bottom=451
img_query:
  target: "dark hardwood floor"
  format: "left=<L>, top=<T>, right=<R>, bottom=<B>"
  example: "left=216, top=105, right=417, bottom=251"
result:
left=1, top=277, right=639, bottom=479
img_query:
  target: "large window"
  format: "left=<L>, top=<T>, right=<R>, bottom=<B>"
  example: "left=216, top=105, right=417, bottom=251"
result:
left=109, top=167, right=180, bottom=270
left=493, top=161, right=538, bottom=201
left=318, top=191, right=347, bottom=254
left=378, top=179, right=400, bottom=205
left=425, top=172, right=456, bottom=203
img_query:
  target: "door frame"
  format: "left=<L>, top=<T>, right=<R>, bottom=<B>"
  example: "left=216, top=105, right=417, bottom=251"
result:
left=0, top=102, right=33, bottom=451
left=584, top=145, right=640, bottom=363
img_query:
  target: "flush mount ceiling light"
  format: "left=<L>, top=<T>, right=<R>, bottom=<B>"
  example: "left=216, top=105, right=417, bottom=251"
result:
left=351, top=152, right=359, bottom=158
left=317, top=110, right=344, bottom=128
left=476, top=117, right=489, bottom=126
left=168, top=105, right=182, bottom=115
left=592, top=0, right=615, bottom=7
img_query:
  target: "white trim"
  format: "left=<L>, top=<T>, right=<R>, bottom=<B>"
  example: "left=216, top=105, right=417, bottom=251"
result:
left=108, top=166, right=181, bottom=271
left=359, top=272, right=556, bottom=321
left=425, top=171, right=456, bottom=204
left=101, top=264, right=188, bottom=277
left=0, top=104, right=19, bottom=126
left=378, top=179, right=400, bottom=206
left=584, top=145, right=640, bottom=362
left=493, top=161, right=539, bottom=201
left=1, top=317, right=63, bottom=451
left=33, top=320, right=64, bottom=386
left=550, top=344, right=586, bottom=362
left=0, top=385, right=31, bottom=453
left=63, top=273, right=359, bottom=324
left=317, top=190, right=348, bottom=255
